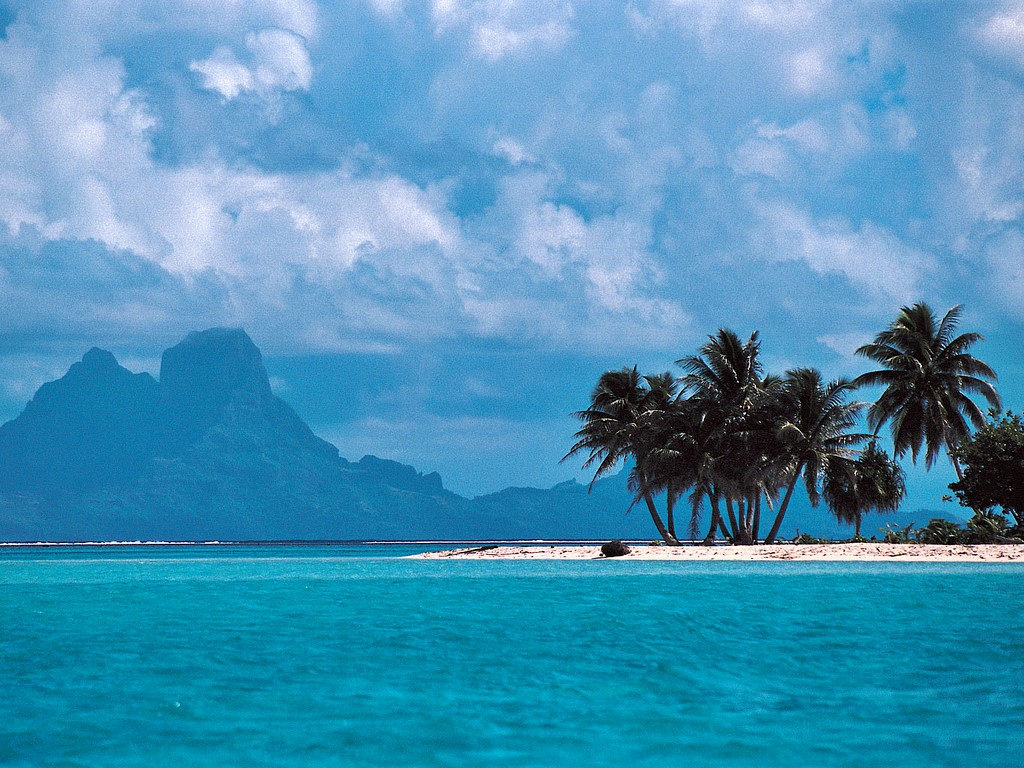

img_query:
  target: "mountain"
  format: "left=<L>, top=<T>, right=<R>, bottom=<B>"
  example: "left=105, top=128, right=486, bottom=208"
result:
left=0, top=329, right=967, bottom=542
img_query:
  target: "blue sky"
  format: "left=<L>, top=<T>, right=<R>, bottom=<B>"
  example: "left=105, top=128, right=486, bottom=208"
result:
left=0, top=1, right=1022, bottom=510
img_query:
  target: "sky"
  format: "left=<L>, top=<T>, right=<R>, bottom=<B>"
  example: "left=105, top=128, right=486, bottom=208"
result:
left=0, top=1, right=1023, bottom=511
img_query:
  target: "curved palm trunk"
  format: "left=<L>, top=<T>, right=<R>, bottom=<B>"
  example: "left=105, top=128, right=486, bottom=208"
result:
left=950, top=451, right=965, bottom=483
left=643, top=492, right=678, bottom=545
left=764, top=462, right=805, bottom=544
left=704, top=493, right=720, bottom=548
left=733, top=498, right=753, bottom=545
left=666, top=485, right=678, bottom=542
left=725, top=497, right=741, bottom=544
left=751, top=493, right=762, bottom=544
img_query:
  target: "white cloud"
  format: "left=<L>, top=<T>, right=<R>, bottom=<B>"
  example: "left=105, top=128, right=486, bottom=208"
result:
left=366, top=0, right=407, bottom=16
left=786, top=46, right=834, bottom=96
left=750, top=198, right=936, bottom=303
left=431, top=0, right=575, bottom=60
left=191, top=28, right=313, bottom=101
left=190, top=47, right=255, bottom=100
left=974, top=5, right=1024, bottom=70
left=491, top=136, right=535, bottom=165
left=634, top=0, right=893, bottom=98
left=983, top=227, right=1024, bottom=316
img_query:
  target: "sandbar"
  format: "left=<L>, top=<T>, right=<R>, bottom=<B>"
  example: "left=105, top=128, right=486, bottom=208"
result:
left=413, top=542, right=1024, bottom=561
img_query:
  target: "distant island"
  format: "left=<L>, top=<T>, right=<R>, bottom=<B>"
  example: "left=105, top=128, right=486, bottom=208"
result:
left=0, top=328, right=966, bottom=543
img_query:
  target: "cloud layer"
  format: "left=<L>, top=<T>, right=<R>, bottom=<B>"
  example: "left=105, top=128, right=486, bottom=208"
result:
left=2, top=1, right=1023, bottom=496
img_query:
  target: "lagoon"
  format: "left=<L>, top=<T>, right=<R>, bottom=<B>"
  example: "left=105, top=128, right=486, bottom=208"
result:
left=2, top=545, right=1021, bottom=767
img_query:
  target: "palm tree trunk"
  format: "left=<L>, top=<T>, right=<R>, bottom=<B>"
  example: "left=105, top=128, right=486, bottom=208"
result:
left=950, top=451, right=965, bottom=483
left=713, top=488, right=734, bottom=541
left=666, top=485, right=677, bottom=542
left=734, top=498, right=753, bottom=545
left=855, top=515, right=862, bottom=538
left=725, top=497, right=739, bottom=541
left=751, top=493, right=762, bottom=544
left=643, top=492, right=678, bottom=545
left=764, top=462, right=805, bottom=544
left=702, top=490, right=720, bottom=545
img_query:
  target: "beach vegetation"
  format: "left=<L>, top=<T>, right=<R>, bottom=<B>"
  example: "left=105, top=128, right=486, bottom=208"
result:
left=948, top=410, right=1024, bottom=529
left=567, top=301, right=1008, bottom=545
left=882, top=521, right=916, bottom=544
left=793, top=532, right=828, bottom=544
left=916, top=513, right=1019, bottom=545
left=822, top=440, right=906, bottom=538
left=762, top=368, right=868, bottom=543
left=853, top=303, right=1000, bottom=480
left=918, top=518, right=962, bottom=545
left=675, top=329, right=776, bottom=545
left=563, top=367, right=680, bottom=545
left=962, top=510, right=1013, bottom=544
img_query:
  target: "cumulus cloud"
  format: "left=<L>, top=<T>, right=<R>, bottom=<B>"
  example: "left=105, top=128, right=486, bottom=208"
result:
left=974, top=4, right=1024, bottom=71
left=749, top=198, right=936, bottom=304
left=190, top=28, right=313, bottom=101
left=4, top=0, right=1024, bottom=371
left=431, top=0, right=575, bottom=60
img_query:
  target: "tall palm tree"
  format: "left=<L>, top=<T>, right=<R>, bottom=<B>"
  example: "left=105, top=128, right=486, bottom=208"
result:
left=762, top=368, right=867, bottom=544
left=823, top=440, right=906, bottom=538
left=630, top=372, right=685, bottom=541
left=636, top=395, right=725, bottom=543
left=853, top=303, right=1001, bottom=479
left=563, top=367, right=680, bottom=545
left=678, top=329, right=775, bottom=544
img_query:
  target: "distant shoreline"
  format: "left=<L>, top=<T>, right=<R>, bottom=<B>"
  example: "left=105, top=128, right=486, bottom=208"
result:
left=0, top=539, right=654, bottom=548
left=413, top=543, right=1024, bottom=561
left=3, top=541, right=1021, bottom=562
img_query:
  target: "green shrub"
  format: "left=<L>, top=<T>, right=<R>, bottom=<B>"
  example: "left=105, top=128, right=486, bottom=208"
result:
left=918, top=518, right=962, bottom=545
left=793, top=532, right=827, bottom=545
left=962, top=511, right=1010, bottom=544
left=882, top=522, right=915, bottom=543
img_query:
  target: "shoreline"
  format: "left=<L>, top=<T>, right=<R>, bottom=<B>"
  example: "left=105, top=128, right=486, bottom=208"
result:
left=412, top=542, right=1024, bottom=561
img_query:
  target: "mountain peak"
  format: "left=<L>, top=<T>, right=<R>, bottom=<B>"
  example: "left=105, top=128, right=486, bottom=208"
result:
left=80, top=347, right=119, bottom=370
left=158, top=328, right=274, bottom=449
left=161, top=327, right=271, bottom=400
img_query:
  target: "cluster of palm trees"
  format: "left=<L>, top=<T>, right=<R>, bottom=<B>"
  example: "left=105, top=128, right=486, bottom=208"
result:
left=564, top=303, right=1001, bottom=545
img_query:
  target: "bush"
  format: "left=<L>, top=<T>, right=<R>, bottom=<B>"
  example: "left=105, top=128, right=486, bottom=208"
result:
left=949, top=411, right=1024, bottom=528
left=881, top=522, right=915, bottom=543
left=918, top=518, right=962, bottom=545
left=793, top=532, right=827, bottom=545
left=962, top=511, right=1011, bottom=544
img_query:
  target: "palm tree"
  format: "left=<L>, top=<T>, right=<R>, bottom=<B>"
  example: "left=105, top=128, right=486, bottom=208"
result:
left=630, top=372, right=685, bottom=541
left=823, top=440, right=906, bottom=538
left=636, top=395, right=725, bottom=543
left=762, top=368, right=867, bottom=544
left=563, top=367, right=680, bottom=544
left=678, top=329, right=775, bottom=544
left=854, top=303, right=1001, bottom=480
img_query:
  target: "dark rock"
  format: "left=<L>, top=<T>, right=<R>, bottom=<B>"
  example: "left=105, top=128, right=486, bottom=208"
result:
left=160, top=328, right=272, bottom=449
left=356, top=455, right=446, bottom=496
left=0, top=348, right=160, bottom=491
left=601, top=539, right=631, bottom=557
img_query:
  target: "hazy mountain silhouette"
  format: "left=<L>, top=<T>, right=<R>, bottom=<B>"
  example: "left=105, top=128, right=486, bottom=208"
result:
left=0, top=329, right=966, bottom=542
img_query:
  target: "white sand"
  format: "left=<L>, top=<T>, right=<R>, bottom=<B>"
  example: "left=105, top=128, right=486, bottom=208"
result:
left=412, top=542, right=1024, bottom=561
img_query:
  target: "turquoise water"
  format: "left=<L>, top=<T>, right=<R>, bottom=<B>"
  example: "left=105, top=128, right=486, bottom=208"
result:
left=2, top=546, right=1022, bottom=767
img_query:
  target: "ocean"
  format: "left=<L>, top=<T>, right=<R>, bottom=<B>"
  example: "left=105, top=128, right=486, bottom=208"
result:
left=2, top=545, right=1021, bottom=767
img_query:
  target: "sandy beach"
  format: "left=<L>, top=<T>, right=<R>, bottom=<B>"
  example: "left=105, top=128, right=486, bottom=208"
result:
left=413, top=542, right=1024, bottom=561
